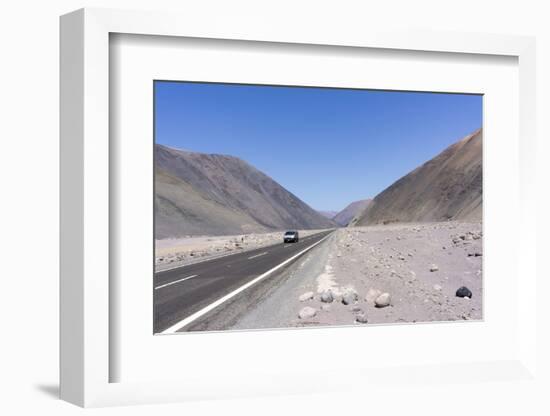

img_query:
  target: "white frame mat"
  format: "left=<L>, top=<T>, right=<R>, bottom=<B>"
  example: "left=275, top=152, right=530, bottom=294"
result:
left=60, top=8, right=537, bottom=408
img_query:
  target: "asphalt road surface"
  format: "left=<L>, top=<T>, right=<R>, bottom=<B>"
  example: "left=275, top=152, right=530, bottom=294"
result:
left=154, top=229, right=334, bottom=334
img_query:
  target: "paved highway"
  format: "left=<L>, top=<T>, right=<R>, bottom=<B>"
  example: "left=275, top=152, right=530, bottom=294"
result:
left=154, top=229, right=334, bottom=333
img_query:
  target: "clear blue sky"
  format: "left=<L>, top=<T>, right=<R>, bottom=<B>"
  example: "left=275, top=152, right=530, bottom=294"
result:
left=155, top=81, right=482, bottom=212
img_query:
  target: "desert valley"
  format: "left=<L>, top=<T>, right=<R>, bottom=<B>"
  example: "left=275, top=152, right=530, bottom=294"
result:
left=154, top=128, right=482, bottom=332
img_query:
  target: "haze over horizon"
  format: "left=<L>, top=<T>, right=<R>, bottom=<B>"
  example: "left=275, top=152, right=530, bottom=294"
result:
left=155, top=81, right=482, bottom=212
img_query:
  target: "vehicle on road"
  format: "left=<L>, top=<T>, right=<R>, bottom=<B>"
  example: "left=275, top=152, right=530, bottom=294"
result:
left=283, top=230, right=299, bottom=243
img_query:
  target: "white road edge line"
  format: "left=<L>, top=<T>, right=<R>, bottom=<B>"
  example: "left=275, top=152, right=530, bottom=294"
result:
left=155, top=274, right=198, bottom=290
left=156, top=251, right=242, bottom=273
left=248, top=251, right=268, bottom=260
left=161, top=232, right=333, bottom=334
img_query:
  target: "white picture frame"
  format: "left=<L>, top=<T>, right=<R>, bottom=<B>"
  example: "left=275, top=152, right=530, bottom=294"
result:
left=60, top=7, right=538, bottom=408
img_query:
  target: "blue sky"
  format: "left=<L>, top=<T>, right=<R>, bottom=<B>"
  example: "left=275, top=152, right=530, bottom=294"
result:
left=155, top=81, right=482, bottom=212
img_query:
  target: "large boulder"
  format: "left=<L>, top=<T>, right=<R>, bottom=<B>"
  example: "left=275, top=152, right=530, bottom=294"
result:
left=298, top=306, right=317, bottom=319
left=342, top=289, right=359, bottom=305
left=320, top=291, right=334, bottom=303
left=365, top=288, right=382, bottom=304
left=375, top=293, right=392, bottom=308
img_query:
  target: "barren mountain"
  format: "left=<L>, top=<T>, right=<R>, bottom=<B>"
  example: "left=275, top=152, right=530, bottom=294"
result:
left=318, top=210, right=338, bottom=219
left=332, top=199, right=372, bottom=226
left=351, top=129, right=482, bottom=226
left=155, top=145, right=335, bottom=238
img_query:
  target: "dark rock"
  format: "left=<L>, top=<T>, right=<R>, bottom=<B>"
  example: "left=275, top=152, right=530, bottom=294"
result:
left=456, top=286, right=473, bottom=298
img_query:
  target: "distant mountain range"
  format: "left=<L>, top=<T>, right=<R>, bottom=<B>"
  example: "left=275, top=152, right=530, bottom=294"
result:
left=316, top=200, right=372, bottom=226
left=318, top=210, right=338, bottom=220
left=155, top=145, right=336, bottom=238
left=350, top=129, right=482, bottom=226
left=331, top=199, right=372, bottom=226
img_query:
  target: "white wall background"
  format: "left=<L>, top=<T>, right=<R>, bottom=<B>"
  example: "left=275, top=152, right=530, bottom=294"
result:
left=0, top=0, right=548, bottom=414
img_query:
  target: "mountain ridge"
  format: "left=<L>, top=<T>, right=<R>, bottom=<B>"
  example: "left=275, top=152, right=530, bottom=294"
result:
left=351, top=128, right=482, bottom=226
left=155, top=144, right=336, bottom=238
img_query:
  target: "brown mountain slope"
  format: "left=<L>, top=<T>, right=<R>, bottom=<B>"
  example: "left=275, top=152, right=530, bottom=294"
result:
left=155, top=144, right=336, bottom=238
left=155, top=168, right=268, bottom=238
left=351, top=129, right=482, bottom=226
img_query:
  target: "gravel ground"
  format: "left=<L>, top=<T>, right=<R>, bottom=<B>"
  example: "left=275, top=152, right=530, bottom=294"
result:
left=227, top=221, right=482, bottom=330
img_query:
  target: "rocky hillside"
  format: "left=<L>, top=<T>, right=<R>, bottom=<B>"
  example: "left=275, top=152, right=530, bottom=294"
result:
left=155, top=145, right=336, bottom=238
left=332, top=199, right=372, bottom=226
left=351, top=129, right=482, bottom=226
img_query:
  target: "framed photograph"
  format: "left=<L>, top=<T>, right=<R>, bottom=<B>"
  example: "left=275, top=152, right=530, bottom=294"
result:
left=152, top=81, right=483, bottom=335
left=60, top=8, right=538, bottom=408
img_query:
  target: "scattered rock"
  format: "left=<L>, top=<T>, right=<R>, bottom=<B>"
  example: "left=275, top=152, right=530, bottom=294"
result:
left=455, top=286, right=473, bottom=298
left=342, top=289, right=359, bottom=305
left=375, top=292, right=391, bottom=308
left=298, top=306, right=317, bottom=319
left=430, top=264, right=439, bottom=272
left=398, top=255, right=405, bottom=260
left=320, top=290, right=334, bottom=303
left=356, top=313, right=369, bottom=324
left=365, top=288, right=382, bottom=303
left=433, top=284, right=442, bottom=291
left=299, top=291, right=314, bottom=302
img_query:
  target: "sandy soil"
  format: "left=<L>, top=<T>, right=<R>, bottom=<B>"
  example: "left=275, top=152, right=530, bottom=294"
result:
left=155, top=229, right=327, bottom=271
